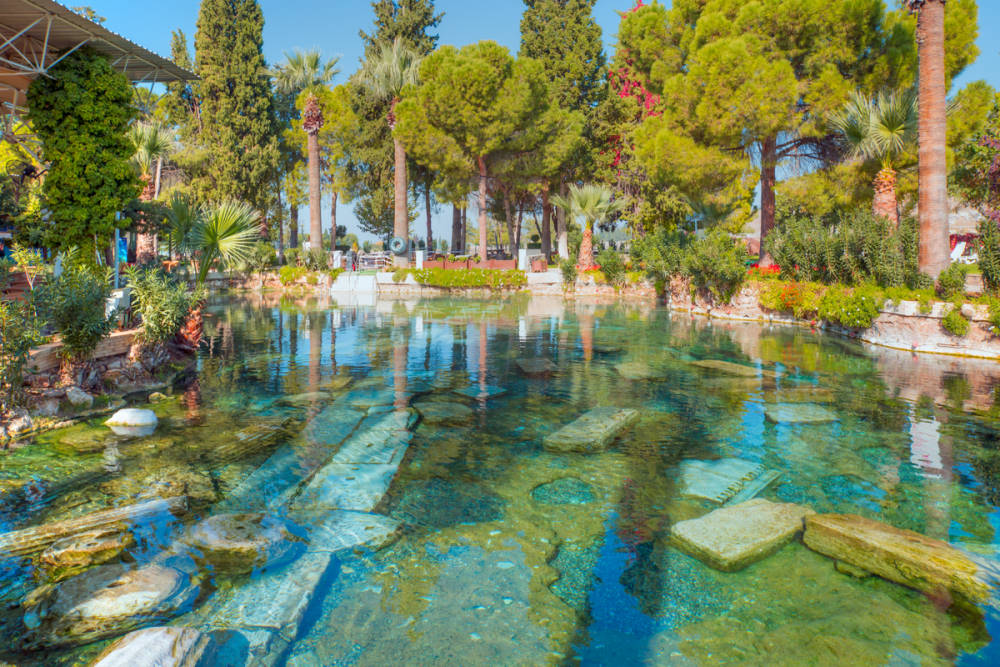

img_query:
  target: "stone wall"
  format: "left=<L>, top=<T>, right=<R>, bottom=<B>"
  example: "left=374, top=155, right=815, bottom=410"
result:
left=667, top=278, right=1000, bottom=361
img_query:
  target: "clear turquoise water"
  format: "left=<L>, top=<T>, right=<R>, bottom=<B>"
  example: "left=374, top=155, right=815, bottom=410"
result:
left=2, top=293, right=1000, bottom=665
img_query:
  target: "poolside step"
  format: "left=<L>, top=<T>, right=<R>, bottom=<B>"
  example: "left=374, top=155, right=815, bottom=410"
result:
left=543, top=407, right=640, bottom=454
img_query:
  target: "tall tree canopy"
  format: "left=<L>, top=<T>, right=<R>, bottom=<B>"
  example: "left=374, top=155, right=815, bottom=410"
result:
left=348, top=0, right=442, bottom=239
left=194, top=0, right=279, bottom=212
left=27, top=49, right=139, bottom=256
left=395, top=41, right=577, bottom=257
left=614, top=0, right=977, bottom=262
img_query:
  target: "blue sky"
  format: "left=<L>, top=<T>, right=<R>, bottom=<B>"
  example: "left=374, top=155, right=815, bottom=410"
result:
left=87, top=0, right=1000, bottom=242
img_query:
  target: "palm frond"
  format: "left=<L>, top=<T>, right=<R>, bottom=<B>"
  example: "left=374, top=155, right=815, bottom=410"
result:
left=128, top=122, right=173, bottom=177
left=359, top=38, right=422, bottom=101
left=551, top=184, right=622, bottom=230
left=192, top=201, right=262, bottom=285
left=272, top=49, right=340, bottom=95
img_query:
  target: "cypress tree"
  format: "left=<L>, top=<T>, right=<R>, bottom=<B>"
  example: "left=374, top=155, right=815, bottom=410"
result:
left=520, top=0, right=606, bottom=116
left=194, top=0, right=278, bottom=211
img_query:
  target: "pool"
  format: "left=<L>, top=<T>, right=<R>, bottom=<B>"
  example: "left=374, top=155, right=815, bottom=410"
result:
left=2, top=293, right=999, bottom=665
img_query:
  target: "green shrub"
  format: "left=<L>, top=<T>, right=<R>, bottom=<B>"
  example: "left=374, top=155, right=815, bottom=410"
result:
left=986, top=296, right=1000, bottom=335
left=596, top=248, right=626, bottom=287
left=409, top=268, right=527, bottom=290
left=683, top=231, right=748, bottom=302
left=759, top=281, right=822, bottom=319
left=37, top=253, right=117, bottom=361
left=306, top=273, right=320, bottom=286
left=817, top=285, right=885, bottom=329
left=392, top=268, right=409, bottom=283
left=979, top=219, right=1000, bottom=292
left=559, top=259, right=578, bottom=287
left=942, top=307, right=971, bottom=336
left=0, top=262, right=46, bottom=412
left=124, top=266, right=200, bottom=344
left=631, top=227, right=688, bottom=284
left=329, top=268, right=344, bottom=282
left=937, top=263, right=971, bottom=300
left=278, top=265, right=307, bottom=285
left=305, top=248, right=328, bottom=271
left=768, top=207, right=925, bottom=288
left=284, top=247, right=301, bottom=267
left=245, top=241, right=276, bottom=275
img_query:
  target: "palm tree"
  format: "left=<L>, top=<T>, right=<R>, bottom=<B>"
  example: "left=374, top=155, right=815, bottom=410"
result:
left=128, top=122, right=173, bottom=264
left=829, top=89, right=917, bottom=226
left=552, top=184, right=623, bottom=270
left=359, top=38, right=422, bottom=267
left=907, top=0, right=949, bottom=278
left=273, top=50, right=340, bottom=257
left=190, top=201, right=263, bottom=286
left=164, top=192, right=202, bottom=261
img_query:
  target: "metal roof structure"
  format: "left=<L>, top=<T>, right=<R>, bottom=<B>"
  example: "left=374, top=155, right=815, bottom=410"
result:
left=1, top=0, right=195, bottom=160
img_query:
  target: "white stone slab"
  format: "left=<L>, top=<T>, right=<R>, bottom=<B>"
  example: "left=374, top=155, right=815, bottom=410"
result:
left=764, top=403, right=838, bottom=424
left=672, top=498, right=815, bottom=571
left=543, top=407, right=640, bottom=454
left=678, top=458, right=768, bottom=504
left=293, top=464, right=399, bottom=512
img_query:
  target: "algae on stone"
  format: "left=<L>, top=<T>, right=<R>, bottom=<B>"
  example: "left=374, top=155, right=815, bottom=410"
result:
left=543, top=407, right=640, bottom=454
left=671, top=499, right=815, bottom=571
left=803, top=513, right=994, bottom=604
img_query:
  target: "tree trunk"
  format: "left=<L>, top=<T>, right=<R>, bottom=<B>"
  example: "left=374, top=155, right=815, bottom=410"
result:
left=136, top=174, right=158, bottom=265
left=515, top=205, right=524, bottom=252
left=276, top=187, right=285, bottom=263
left=331, top=191, right=338, bottom=248
left=452, top=205, right=462, bottom=254
left=916, top=0, right=950, bottom=278
left=503, top=190, right=516, bottom=258
left=392, top=98, right=409, bottom=267
left=873, top=167, right=899, bottom=226
left=556, top=180, right=569, bottom=260
left=153, top=158, right=163, bottom=199
left=289, top=205, right=299, bottom=250
left=461, top=207, right=468, bottom=254
left=308, top=129, right=323, bottom=254
left=541, top=189, right=552, bottom=260
left=425, top=181, right=433, bottom=254
left=758, top=135, right=778, bottom=266
left=478, top=156, right=489, bottom=260
left=578, top=221, right=595, bottom=270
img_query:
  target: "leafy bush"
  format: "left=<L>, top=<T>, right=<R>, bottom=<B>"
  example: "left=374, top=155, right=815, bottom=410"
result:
left=559, top=259, right=578, bottom=287
left=942, top=307, right=971, bottom=336
left=410, top=268, right=527, bottom=290
left=37, top=254, right=117, bottom=361
left=278, top=265, right=307, bottom=285
left=392, top=268, right=409, bottom=283
left=329, top=268, right=344, bottom=282
left=759, top=281, right=822, bottom=319
left=937, top=263, right=971, bottom=300
left=596, top=248, right=626, bottom=287
left=767, top=208, right=925, bottom=288
left=979, top=219, right=1000, bottom=292
left=817, top=285, right=885, bottom=329
left=124, top=266, right=200, bottom=344
left=305, top=248, right=328, bottom=271
left=284, top=247, right=301, bottom=267
left=986, top=296, right=1000, bottom=335
left=0, top=262, right=46, bottom=412
left=245, top=241, right=276, bottom=275
left=683, top=231, right=748, bottom=302
left=631, top=227, right=689, bottom=284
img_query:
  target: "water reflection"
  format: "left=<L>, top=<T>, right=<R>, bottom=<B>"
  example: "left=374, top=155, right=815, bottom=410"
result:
left=2, top=293, right=1000, bottom=665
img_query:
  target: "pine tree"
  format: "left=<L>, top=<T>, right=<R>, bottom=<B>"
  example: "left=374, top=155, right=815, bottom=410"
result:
left=194, top=0, right=279, bottom=212
left=349, top=1, right=442, bottom=239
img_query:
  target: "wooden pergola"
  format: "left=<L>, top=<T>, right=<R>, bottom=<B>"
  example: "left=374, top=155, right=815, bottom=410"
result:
left=0, top=0, right=195, bottom=162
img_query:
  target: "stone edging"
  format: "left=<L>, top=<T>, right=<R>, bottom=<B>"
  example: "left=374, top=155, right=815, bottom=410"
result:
left=668, top=280, right=1000, bottom=361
